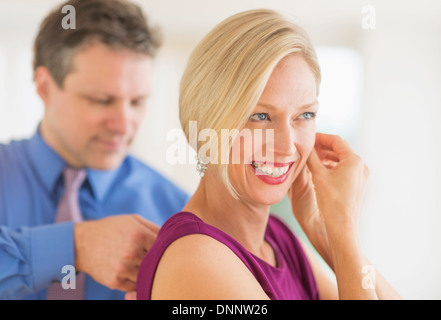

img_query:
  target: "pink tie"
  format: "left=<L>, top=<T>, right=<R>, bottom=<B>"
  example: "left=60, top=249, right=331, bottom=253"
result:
left=47, top=167, right=87, bottom=300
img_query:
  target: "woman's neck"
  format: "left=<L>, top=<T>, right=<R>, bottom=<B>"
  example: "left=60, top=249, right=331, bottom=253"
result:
left=183, top=170, right=275, bottom=264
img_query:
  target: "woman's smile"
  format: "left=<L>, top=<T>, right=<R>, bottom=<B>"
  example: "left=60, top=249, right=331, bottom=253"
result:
left=250, top=160, right=295, bottom=185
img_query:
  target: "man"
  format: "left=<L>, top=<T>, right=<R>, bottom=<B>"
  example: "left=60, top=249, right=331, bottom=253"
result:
left=0, top=0, right=189, bottom=299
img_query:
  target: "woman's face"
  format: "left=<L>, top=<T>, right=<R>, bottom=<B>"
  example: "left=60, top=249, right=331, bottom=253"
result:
left=228, top=54, right=318, bottom=206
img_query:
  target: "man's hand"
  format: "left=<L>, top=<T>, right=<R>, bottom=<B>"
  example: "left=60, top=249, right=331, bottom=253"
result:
left=74, top=214, right=160, bottom=292
left=125, top=291, right=137, bottom=300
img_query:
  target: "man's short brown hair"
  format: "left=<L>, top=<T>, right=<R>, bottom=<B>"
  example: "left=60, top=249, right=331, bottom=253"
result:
left=33, top=0, right=161, bottom=87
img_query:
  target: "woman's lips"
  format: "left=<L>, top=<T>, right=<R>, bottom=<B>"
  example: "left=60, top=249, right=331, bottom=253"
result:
left=250, top=161, right=295, bottom=185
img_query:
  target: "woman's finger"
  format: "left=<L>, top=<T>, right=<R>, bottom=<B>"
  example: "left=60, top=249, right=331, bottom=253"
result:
left=315, top=133, right=353, bottom=160
left=316, top=148, right=339, bottom=164
left=306, top=147, right=324, bottom=174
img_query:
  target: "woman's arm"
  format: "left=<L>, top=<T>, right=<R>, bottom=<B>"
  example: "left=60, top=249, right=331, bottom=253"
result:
left=301, top=236, right=401, bottom=300
left=299, top=240, right=339, bottom=300
left=151, top=233, right=270, bottom=300
left=290, top=133, right=401, bottom=300
left=362, top=258, right=402, bottom=300
left=324, top=225, right=378, bottom=299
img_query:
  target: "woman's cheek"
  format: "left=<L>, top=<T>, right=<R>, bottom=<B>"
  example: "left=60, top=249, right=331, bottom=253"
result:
left=295, top=125, right=316, bottom=160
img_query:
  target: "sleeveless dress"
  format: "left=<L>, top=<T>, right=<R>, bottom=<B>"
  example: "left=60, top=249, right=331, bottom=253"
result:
left=137, top=211, right=319, bottom=300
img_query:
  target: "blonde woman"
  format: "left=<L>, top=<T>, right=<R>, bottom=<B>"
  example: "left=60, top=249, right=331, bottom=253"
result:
left=136, top=9, right=401, bottom=300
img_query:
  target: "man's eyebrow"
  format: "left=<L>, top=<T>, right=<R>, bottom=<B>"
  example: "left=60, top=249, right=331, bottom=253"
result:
left=78, top=92, right=150, bottom=100
left=257, top=100, right=319, bottom=111
left=78, top=91, right=112, bottom=98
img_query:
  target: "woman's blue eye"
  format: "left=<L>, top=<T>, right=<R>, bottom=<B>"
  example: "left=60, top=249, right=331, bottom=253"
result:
left=301, top=112, right=317, bottom=120
left=250, top=113, right=269, bottom=121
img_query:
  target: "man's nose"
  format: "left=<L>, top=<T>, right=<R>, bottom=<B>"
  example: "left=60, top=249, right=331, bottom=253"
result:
left=105, top=101, right=132, bottom=135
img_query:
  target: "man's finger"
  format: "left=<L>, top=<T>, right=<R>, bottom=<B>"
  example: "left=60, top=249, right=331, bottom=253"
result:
left=117, top=277, right=137, bottom=293
left=124, top=262, right=142, bottom=284
left=125, top=291, right=137, bottom=300
left=140, top=226, right=160, bottom=252
left=133, top=214, right=161, bottom=233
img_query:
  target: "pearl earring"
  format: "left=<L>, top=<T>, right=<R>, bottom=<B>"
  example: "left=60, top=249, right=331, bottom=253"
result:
left=195, top=155, right=207, bottom=177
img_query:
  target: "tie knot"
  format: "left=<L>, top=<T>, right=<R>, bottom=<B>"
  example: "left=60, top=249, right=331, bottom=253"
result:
left=63, top=167, right=87, bottom=193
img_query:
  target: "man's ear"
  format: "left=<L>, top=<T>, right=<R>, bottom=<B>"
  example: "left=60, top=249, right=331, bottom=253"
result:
left=34, top=66, right=54, bottom=105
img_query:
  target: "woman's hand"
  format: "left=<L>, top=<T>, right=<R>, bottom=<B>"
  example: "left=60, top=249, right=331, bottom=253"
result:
left=306, top=133, right=369, bottom=234
left=289, top=132, right=370, bottom=268
left=290, top=133, right=402, bottom=300
left=288, top=158, right=333, bottom=267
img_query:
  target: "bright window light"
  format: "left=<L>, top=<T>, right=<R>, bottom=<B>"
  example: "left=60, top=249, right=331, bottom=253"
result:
left=315, top=46, right=363, bottom=143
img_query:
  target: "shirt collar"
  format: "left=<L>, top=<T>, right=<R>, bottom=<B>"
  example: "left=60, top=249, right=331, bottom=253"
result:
left=86, top=166, right=122, bottom=202
left=28, top=127, right=124, bottom=201
left=28, top=128, right=66, bottom=195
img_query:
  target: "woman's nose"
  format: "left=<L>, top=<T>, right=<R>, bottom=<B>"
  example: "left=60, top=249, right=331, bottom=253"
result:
left=272, top=122, right=297, bottom=157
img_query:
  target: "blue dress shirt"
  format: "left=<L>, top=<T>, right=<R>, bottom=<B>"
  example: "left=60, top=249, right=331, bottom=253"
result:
left=0, top=129, right=190, bottom=299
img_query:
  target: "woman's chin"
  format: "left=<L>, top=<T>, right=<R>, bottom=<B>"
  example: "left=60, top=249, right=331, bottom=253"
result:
left=253, top=190, right=288, bottom=207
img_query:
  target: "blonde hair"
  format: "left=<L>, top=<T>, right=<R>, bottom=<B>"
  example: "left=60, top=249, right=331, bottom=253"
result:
left=179, top=9, right=321, bottom=199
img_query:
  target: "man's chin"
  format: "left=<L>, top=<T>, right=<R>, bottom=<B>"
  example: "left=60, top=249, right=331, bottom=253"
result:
left=86, top=156, right=126, bottom=171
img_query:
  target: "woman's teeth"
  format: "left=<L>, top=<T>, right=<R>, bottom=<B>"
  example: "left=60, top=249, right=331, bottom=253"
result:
left=252, top=162, right=290, bottom=178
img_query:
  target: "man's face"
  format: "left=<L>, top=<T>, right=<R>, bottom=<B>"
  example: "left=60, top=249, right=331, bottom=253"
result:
left=38, top=42, right=153, bottom=170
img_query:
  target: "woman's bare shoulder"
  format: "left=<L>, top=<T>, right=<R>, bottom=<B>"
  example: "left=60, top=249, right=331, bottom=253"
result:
left=151, top=233, right=269, bottom=300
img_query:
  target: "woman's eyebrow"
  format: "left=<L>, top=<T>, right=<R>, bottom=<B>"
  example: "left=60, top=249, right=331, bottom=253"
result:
left=257, top=100, right=319, bottom=111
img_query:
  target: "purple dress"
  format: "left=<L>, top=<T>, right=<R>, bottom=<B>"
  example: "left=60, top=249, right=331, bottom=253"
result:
left=137, top=211, right=319, bottom=300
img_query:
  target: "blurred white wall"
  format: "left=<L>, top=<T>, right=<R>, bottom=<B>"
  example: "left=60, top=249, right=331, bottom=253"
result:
left=1, top=0, right=440, bottom=299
